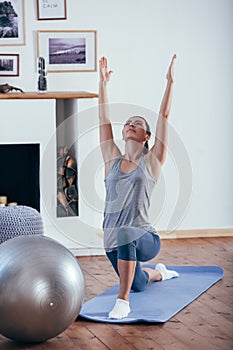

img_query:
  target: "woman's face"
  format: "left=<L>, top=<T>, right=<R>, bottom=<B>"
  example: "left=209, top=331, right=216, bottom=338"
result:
left=122, top=116, right=150, bottom=143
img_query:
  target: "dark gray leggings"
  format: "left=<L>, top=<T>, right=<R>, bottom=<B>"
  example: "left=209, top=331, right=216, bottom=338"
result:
left=106, top=227, right=161, bottom=292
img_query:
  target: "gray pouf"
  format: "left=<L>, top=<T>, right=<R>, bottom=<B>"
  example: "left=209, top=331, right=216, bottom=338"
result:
left=0, top=206, right=44, bottom=244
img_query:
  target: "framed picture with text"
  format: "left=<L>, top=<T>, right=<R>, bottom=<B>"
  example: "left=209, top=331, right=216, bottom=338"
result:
left=37, top=0, right=67, bottom=20
left=0, top=0, right=25, bottom=46
left=0, top=54, right=19, bottom=76
left=37, top=30, right=97, bottom=72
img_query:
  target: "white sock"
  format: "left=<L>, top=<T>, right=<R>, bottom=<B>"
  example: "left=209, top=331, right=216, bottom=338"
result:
left=108, top=298, right=131, bottom=319
left=156, top=263, right=179, bottom=281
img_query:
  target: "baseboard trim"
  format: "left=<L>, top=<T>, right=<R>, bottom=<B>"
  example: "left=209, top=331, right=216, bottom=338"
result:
left=71, top=247, right=105, bottom=257
left=159, top=228, right=233, bottom=239
left=71, top=228, right=233, bottom=256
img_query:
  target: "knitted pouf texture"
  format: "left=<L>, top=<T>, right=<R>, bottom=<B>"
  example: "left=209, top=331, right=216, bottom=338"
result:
left=0, top=206, right=44, bottom=244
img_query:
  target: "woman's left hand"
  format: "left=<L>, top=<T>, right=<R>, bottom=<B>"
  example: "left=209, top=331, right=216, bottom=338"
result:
left=166, top=54, right=176, bottom=83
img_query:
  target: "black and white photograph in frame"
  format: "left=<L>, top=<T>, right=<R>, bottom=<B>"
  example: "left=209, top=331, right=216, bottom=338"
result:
left=49, top=37, right=86, bottom=65
left=37, top=0, right=67, bottom=20
left=0, top=54, right=19, bottom=76
left=38, top=30, right=97, bottom=72
left=0, top=0, right=25, bottom=45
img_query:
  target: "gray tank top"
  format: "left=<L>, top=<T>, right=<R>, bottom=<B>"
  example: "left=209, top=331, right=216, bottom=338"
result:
left=103, top=155, right=158, bottom=251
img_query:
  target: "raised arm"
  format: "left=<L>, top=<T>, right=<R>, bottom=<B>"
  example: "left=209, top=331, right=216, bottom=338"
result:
left=99, top=57, right=121, bottom=173
left=148, top=55, right=176, bottom=177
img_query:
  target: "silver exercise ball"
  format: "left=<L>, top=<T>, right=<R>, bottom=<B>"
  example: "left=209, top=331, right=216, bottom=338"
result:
left=0, top=235, right=85, bottom=343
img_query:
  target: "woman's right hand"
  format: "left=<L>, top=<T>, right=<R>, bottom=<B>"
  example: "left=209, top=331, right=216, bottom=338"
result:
left=99, top=57, right=113, bottom=84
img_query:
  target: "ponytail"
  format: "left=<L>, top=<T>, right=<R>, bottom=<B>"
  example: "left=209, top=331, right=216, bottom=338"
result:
left=143, top=140, right=149, bottom=154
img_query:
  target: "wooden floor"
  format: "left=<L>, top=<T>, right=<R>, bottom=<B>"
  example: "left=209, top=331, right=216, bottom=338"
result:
left=0, top=237, right=232, bottom=350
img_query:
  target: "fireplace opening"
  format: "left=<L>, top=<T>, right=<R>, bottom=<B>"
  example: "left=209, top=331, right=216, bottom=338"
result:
left=0, top=144, right=40, bottom=211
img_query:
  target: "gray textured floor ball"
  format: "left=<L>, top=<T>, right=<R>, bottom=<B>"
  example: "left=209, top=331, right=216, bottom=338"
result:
left=0, top=235, right=85, bottom=343
left=0, top=205, right=44, bottom=244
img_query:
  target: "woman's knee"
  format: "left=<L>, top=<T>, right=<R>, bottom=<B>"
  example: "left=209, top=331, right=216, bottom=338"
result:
left=116, top=227, right=137, bottom=260
left=131, top=267, right=149, bottom=292
left=117, top=227, right=135, bottom=247
left=131, top=282, right=146, bottom=293
left=117, top=242, right=136, bottom=261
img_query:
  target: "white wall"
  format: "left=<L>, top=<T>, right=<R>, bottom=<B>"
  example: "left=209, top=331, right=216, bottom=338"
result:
left=1, top=0, right=232, bottom=249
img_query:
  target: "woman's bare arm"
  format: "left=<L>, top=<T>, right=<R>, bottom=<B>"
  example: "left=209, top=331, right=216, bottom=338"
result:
left=99, top=57, right=121, bottom=172
left=148, top=55, right=176, bottom=178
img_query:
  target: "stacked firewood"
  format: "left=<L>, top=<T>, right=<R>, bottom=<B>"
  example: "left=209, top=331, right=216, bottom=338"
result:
left=57, top=146, right=79, bottom=217
left=0, top=196, right=17, bottom=207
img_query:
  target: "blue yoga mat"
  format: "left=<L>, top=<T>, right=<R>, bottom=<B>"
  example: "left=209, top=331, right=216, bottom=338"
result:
left=79, top=265, right=224, bottom=323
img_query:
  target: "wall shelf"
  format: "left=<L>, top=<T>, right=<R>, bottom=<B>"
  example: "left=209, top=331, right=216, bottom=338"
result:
left=0, top=91, right=98, bottom=100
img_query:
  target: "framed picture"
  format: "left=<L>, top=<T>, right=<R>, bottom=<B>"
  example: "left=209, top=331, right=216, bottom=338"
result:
left=0, top=0, right=25, bottom=46
left=38, top=30, right=97, bottom=72
left=0, top=54, right=19, bottom=76
left=37, top=0, right=67, bottom=20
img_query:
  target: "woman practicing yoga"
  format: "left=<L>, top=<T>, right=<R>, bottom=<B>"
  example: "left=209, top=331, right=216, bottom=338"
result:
left=99, top=55, right=179, bottom=319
